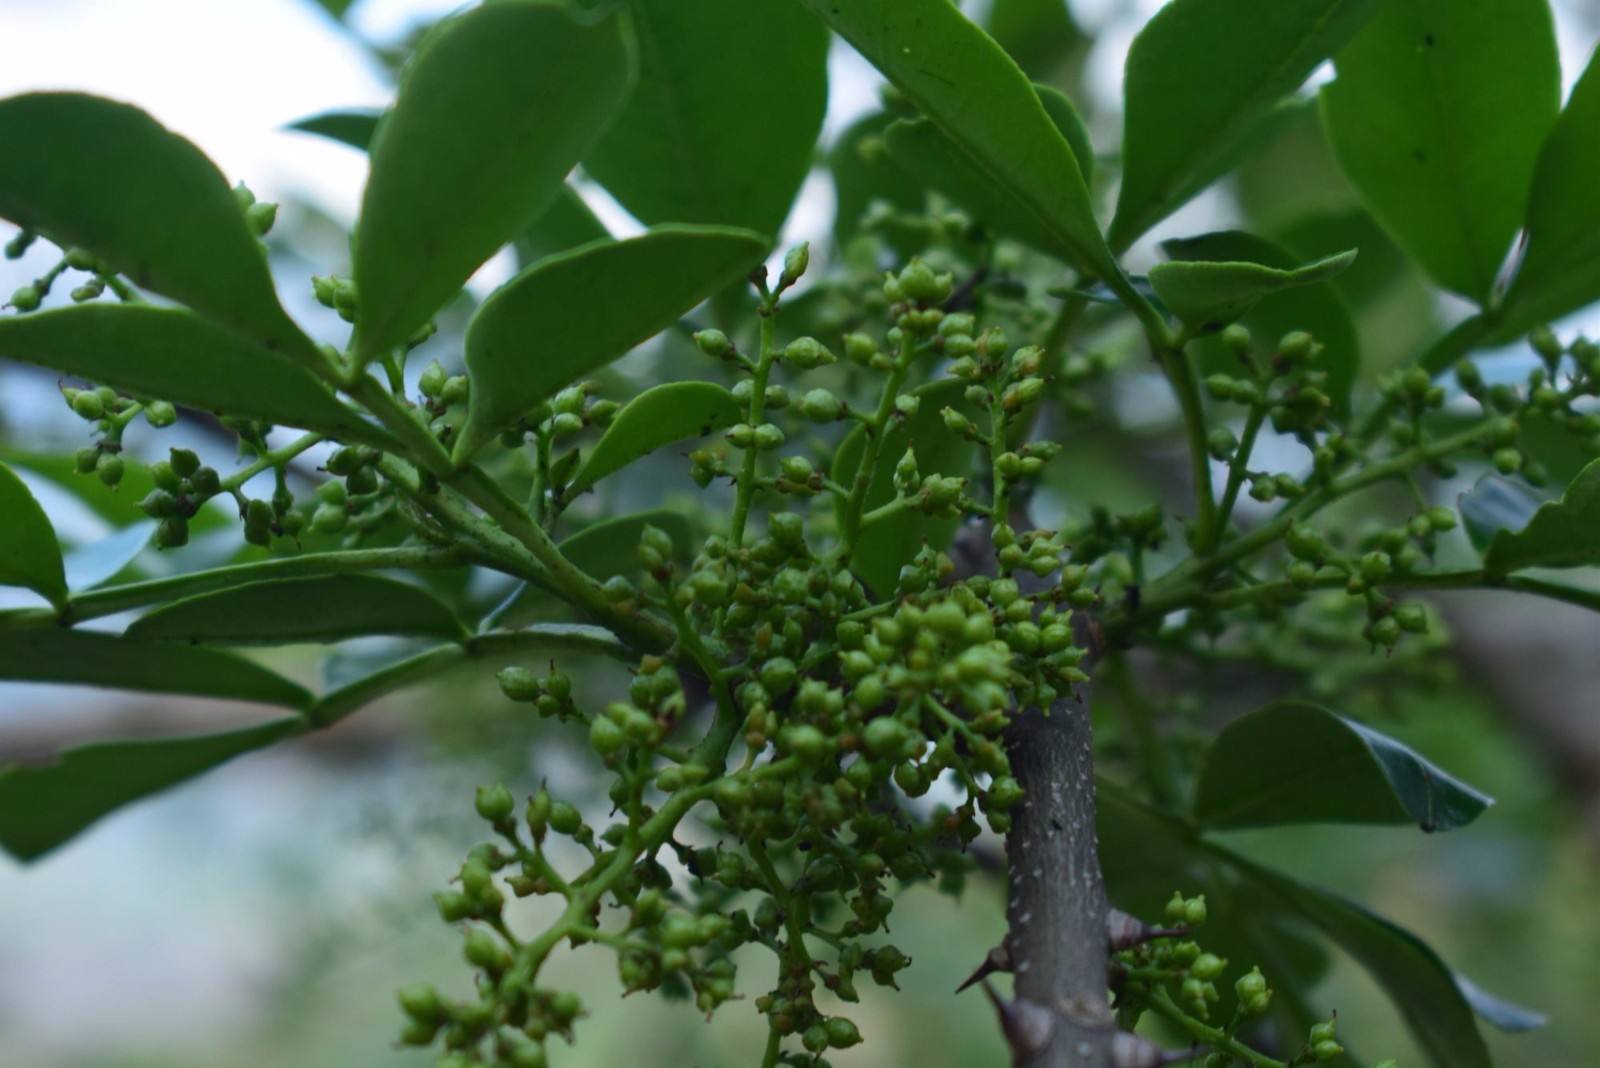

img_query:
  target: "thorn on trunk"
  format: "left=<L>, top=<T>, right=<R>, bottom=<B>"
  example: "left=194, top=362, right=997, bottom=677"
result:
left=956, top=943, right=1011, bottom=992
left=979, top=982, right=1055, bottom=1060
left=1107, top=907, right=1186, bottom=950
left=1111, top=1031, right=1196, bottom=1067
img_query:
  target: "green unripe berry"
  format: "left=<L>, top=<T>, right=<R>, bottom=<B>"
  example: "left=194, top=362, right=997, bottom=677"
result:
left=1371, top=615, right=1401, bottom=645
left=801, top=387, right=844, bottom=421
left=95, top=453, right=124, bottom=486
left=397, top=982, right=441, bottom=1022
left=1394, top=602, right=1428, bottom=633
left=474, top=784, right=514, bottom=823
left=144, top=400, right=177, bottom=428
left=784, top=336, right=837, bottom=369
left=10, top=284, right=41, bottom=311
left=70, top=390, right=105, bottom=420
left=781, top=724, right=829, bottom=762
left=589, top=714, right=626, bottom=757
left=863, top=716, right=913, bottom=760
left=825, top=1017, right=862, bottom=1049
left=1190, top=952, right=1226, bottom=980
left=802, top=1024, right=830, bottom=1053
left=548, top=801, right=582, bottom=836
left=463, top=929, right=509, bottom=971
left=418, top=361, right=447, bottom=398
left=1493, top=447, right=1523, bottom=474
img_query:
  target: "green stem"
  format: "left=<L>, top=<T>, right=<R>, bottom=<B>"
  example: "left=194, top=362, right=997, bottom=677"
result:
left=730, top=310, right=778, bottom=550
left=219, top=432, right=323, bottom=493
left=1145, top=988, right=1286, bottom=1068
left=839, top=332, right=917, bottom=556
left=1205, top=404, right=1265, bottom=554
left=1159, top=342, right=1217, bottom=542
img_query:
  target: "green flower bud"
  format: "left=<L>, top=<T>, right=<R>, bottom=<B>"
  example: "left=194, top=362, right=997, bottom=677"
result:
left=780, top=242, right=810, bottom=288
left=418, top=360, right=447, bottom=398
left=1313, top=1040, right=1345, bottom=1061
left=1206, top=426, right=1238, bottom=459
left=1184, top=895, right=1207, bottom=926
left=802, top=1024, right=830, bottom=1054
left=434, top=890, right=473, bottom=922
left=138, top=488, right=179, bottom=518
left=94, top=453, right=124, bottom=487
left=246, top=200, right=277, bottom=236
left=825, top=1017, right=862, bottom=1049
left=1279, top=330, right=1315, bottom=363
left=693, top=328, right=732, bottom=359
left=397, top=982, right=441, bottom=1022
left=143, top=399, right=177, bottom=428
left=844, top=332, right=878, bottom=364
left=549, top=801, right=582, bottom=836
left=70, top=390, right=105, bottom=420
left=155, top=515, right=188, bottom=549
left=801, top=387, right=844, bottom=422
left=752, top=423, right=785, bottom=450
left=1190, top=952, right=1226, bottom=980
left=440, top=375, right=469, bottom=406
left=464, top=929, right=510, bottom=971
left=9, top=284, right=41, bottom=312
left=784, top=336, right=837, bottom=370
left=590, top=714, right=626, bottom=757
left=1493, top=447, right=1523, bottom=474
left=897, top=258, right=952, bottom=304
left=474, top=783, right=514, bottom=823
left=780, top=724, right=829, bottom=762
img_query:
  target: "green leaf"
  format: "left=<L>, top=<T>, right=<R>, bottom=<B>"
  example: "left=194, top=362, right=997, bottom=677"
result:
left=0, top=716, right=305, bottom=861
left=483, top=510, right=695, bottom=631
left=797, top=0, right=1119, bottom=284
left=585, top=0, right=828, bottom=237
left=1483, top=457, right=1600, bottom=574
left=882, top=83, right=1095, bottom=256
left=1194, top=700, right=1492, bottom=832
left=287, top=106, right=380, bottom=150
left=1111, top=0, right=1380, bottom=250
left=454, top=226, right=767, bottom=462
left=1320, top=0, right=1559, bottom=301
left=985, top=0, right=1084, bottom=81
left=1162, top=231, right=1360, bottom=414
left=1499, top=45, right=1600, bottom=335
left=0, top=461, right=67, bottom=609
left=124, top=574, right=467, bottom=645
left=831, top=379, right=981, bottom=598
left=352, top=0, right=634, bottom=359
left=0, top=92, right=315, bottom=361
left=568, top=382, right=741, bottom=498
left=1455, top=974, right=1548, bottom=1033
left=1101, top=782, right=1501, bottom=1068
left=0, top=305, right=393, bottom=449
left=0, top=628, right=310, bottom=709
left=514, top=187, right=611, bottom=270
left=826, top=111, right=926, bottom=253
left=1148, top=248, right=1355, bottom=334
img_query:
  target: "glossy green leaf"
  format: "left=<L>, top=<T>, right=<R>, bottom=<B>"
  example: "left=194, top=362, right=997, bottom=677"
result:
left=1483, top=457, right=1600, bottom=574
left=797, top=0, right=1119, bottom=284
left=352, top=0, right=634, bottom=359
left=0, top=305, right=393, bottom=448
left=1320, top=0, right=1559, bottom=301
left=514, top=187, right=611, bottom=270
left=0, top=93, right=315, bottom=361
left=883, top=83, right=1095, bottom=256
left=124, top=574, right=467, bottom=645
left=287, top=106, right=380, bottom=150
left=985, top=0, right=1084, bottom=81
left=831, top=379, right=981, bottom=598
left=827, top=111, right=926, bottom=253
left=0, top=716, right=305, bottom=862
left=1163, top=231, right=1359, bottom=414
left=0, top=628, right=310, bottom=708
left=484, top=510, right=695, bottom=630
left=1112, top=0, right=1379, bottom=250
left=1499, top=45, right=1600, bottom=335
left=585, top=0, right=827, bottom=237
left=568, top=382, right=741, bottom=497
left=1195, top=701, right=1492, bottom=832
left=1149, top=248, right=1355, bottom=334
left=454, top=226, right=766, bottom=462
left=0, top=461, right=67, bottom=609
left=1101, top=783, right=1502, bottom=1068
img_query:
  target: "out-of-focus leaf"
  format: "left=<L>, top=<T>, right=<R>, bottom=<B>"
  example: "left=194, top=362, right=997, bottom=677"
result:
left=883, top=83, right=1095, bottom=256
left=1483, top=457, right=1600, bottom=574
left=514, top=187, right=610, bottom=269
left=1195, top=701, right=1492, bottom=831
left=352, top=0, right=633, bottom=359
left=0, top=305, right=393, bottom=448
left=62, top=521, right=155, bottom=590
left=1320, top=0, right=1559, bottom=301
left=832, top=379, right=981, bottom=598
left=585, top=0, right=827, bottom=238
left=0, top=628, right=310, bottom=708
left=482, top=510, right=694, bottom=631
left=287, top=107, right=380, bottom=150
left=826, top=111, right=926, bottom=253
left=1163, top=231, right=1359, bottom=414
left=567, top=382, right=741, bottom=498
left=1455, top=974, right=1548, bottom=1033
left=0, top=460, right=67, bottom=609
left=0, top=716, right=305, bottom=861
left=985, top=0, right=1084, bottom=81
left=1498, top=45, right=1600, bottom=336
left=797, top=0, right=1119, bottom=284
left=0, top=92, right=316, bottom=361
left=1148, top=248, right=1355, bottom=334
left=124, top=574, right=467, bottom=645
left=1112, top=0, right=1380, bottom=249
left=454, top=226, right=766, bottom=462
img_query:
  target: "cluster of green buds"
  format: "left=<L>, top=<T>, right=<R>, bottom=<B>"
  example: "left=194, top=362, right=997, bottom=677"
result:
left=6, top=238, right=130, bottom=311
left=495, top=662, right=577, bottom=721
left=1205, top=326, right=1337, bottom=440
left=136, top=446, right=222, bottom=548
left=62, top=383, right=176, bottom=487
